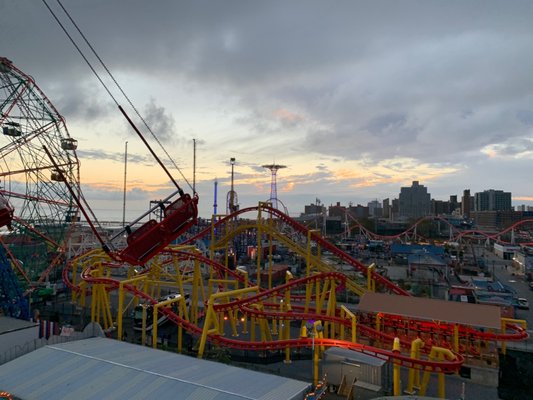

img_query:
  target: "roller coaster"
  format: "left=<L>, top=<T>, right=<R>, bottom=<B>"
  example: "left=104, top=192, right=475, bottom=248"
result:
left=63, top=203, right=528, bottom=398
left=347, top=212, right=533, bottom=246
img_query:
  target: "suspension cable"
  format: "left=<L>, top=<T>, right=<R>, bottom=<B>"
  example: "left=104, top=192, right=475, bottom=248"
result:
left=42, top=0, right=193, bottom=191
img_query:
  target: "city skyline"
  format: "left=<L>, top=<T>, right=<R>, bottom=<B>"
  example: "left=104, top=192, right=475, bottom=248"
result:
left=306, top=183, right=520, bottom=216
left=4, top=2, right=533, bottom=221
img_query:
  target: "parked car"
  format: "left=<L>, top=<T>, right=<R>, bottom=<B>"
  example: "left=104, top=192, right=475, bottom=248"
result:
left=517, top=297, right=530, bottom=310
left=529, top=282, right=533, bottom=291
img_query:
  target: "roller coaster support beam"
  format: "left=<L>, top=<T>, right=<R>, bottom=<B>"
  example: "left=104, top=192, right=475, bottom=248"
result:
left=197, top=286, right=259, bottom=359
left=207, top=279, right=238, bottom=299
left=501, top=318, right=528, bottom=355
left=149, top=262, right=162, bottom=300
left=376, top=312, right=383, bottom=333
left=419, top=346, right=457, bottom=398
left=271, top=300, right=279, bottom=336
left=209, top=215, right=219, bottom=277
left=340, top=305, right=357, bottom=343
left=256, top=205, right=263, bottom=287
left=236, top=268, right=249, bottom=288
left=141, top=304, right=147, bottom=346
left=265, top=213, right=275, bottom=290
left=315, top=274, right=326, bottom=315
left=75, top=281, right=87, bottom=308
left=117, top=276, right=147, bottom=340
left=152, top=295, right=186, bottom=350
left=206, top=279, right=240, bottom=336
left=89, top=265, right=113, bottom=330
left=406, top=338, right=424, bottom=394
left=392, top=337, right=401, bottom=396
left=191, top=256, right=205, bottom=325
left=71, top=249, right=101, bottom=306
left=234, top=269, right=249, bottom=333
left=313, top=338, right=320, bottom=387
left=305, top=230, right=320, bottom=314
left=303, top=320, right=324, bottom=387
left=367, top=263, right=376, bottom=292
left=279, top=299, right=291, bottom=363
left=256, top=303, right=273, bottom=343
left=268, top=231, right=273, bottom=290
left=325, top=278, right=337, bottom=338
left=282, top=271, right=294, bottom=363
left=453, top=324, right=459, bottom=353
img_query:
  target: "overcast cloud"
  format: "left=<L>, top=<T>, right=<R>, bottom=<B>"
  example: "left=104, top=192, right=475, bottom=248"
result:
left=3, top=1, right=533, bottom=219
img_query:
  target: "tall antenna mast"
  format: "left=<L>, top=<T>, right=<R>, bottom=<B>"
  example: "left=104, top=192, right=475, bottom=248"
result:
left=193, top=138, right=196, bottom=194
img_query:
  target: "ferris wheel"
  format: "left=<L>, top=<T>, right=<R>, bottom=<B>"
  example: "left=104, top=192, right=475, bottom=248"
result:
left=0, top=56, right=80, bottom=285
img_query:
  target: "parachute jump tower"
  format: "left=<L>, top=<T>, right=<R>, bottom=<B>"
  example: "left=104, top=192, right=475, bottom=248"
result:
left=262, top=163, right=286, bottom=210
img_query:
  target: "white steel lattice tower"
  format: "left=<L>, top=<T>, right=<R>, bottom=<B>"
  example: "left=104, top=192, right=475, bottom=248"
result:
left=262, top=164, right=286, bottom=210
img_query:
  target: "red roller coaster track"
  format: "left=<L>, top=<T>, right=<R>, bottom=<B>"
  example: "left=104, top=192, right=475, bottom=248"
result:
left=62, top=203, right=528, bottom=377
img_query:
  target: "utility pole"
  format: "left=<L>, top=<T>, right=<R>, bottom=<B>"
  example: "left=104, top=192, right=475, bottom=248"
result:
left=122, top=141, right=128, bottom=227
left=193, top=138, right=196, bottom=195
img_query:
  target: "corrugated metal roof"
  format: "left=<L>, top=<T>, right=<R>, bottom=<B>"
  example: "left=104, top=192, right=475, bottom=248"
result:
left=0, top=337, right=310, bottom=400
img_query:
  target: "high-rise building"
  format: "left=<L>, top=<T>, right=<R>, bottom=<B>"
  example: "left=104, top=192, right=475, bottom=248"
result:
left=449, top=195, right=459, bottom=213
left=382, top=198, right=390, bottom=219
left=328, top=202, right=346, bottom=219
left=398, top=181, right=431, bottom=219
left=367, top=200, right=382, bottom=217
left=391, top=198, right=400, bottom=220
left=303, top=203, right=326, bottom=216
left=347, top=204, right=369, bottom=219
left=431, top=199, right=451, bottom=215
left=474, top=189, right=512, bottom=211
left=461, top=189, right=471, bottom=218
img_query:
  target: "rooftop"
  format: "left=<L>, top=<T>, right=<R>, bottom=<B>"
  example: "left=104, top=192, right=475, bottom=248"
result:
left=0, top=316, right=38, bottom=335
left=358, top=292, right=501, bottom=329
left=0, top=337, right=311, bottom=400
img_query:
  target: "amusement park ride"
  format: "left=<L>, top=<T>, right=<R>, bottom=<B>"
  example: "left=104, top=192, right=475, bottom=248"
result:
left=1, top=54, right=530, bottom=399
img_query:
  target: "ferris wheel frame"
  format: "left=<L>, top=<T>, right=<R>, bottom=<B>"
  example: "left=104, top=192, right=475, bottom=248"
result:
left=0, top=56, right=80, bottom=284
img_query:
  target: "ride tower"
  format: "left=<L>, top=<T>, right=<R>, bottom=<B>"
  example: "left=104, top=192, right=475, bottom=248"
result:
left=262, top=163, right=286, bottom=210
left=226, top=158, right=239, bottom=214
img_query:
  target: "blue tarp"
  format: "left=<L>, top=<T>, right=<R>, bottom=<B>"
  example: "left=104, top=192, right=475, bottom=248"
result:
left=391, top=243, right=445, bottom=256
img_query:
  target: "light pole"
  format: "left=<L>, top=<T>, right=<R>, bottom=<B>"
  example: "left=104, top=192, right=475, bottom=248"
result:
left=122, top=141, right=128, bottom=227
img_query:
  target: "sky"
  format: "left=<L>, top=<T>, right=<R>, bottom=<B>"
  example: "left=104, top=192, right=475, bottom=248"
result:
left=2, top=1, right=533, bottom=221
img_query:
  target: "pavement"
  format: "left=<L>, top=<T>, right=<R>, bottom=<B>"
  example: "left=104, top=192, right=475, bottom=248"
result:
left=490, top=256, right=533, bottom=328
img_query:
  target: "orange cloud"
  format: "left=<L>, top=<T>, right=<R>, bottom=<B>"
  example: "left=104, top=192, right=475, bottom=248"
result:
left=330, top=159, right=459, bottom=189
left=274, top=108, right=303, bottom=123
left=514, top=196, right=533, bottom=201
left=282, top=182, right=295, bottom=192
